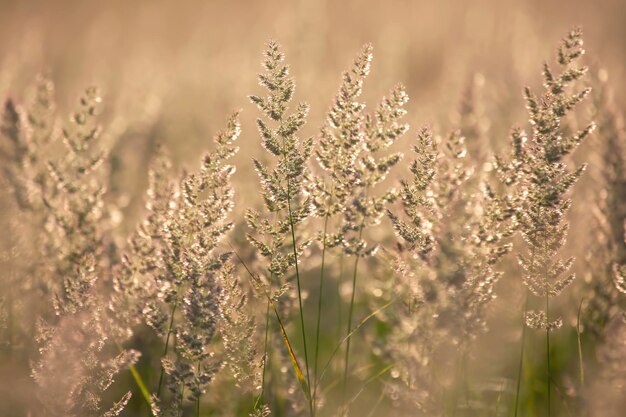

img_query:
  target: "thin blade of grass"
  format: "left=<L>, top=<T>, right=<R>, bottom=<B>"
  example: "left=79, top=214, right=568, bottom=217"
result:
left=229, top=242, right=311, bottom=402
left=576, top=298, right=585, bottom=387
left=115, top=341, right=153, bottom=414
left=347, top=364, right=392, bottom=407
left=319, top=300, right=393, bottom=385
left=271, top=300, right=311, bottom=401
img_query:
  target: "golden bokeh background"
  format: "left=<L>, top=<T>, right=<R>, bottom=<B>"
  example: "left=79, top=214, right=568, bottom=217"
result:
left=1, top=1, right=624, bottom=416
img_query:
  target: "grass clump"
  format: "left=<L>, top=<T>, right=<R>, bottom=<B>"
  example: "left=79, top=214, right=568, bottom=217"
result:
left=1, top=25, right=626, bottom=417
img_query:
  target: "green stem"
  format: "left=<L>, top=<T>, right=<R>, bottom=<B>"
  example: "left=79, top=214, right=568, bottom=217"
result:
left=337, top=253, right=344, bottom=343
left=313, top=185, right=335, bottom=411
left=576, top=298, right=585, bottom=387
left=280, top=121, right=313, bottom=416
left=318, top=301, right=393, bottom=386
left=115, top=341, right=153, bottom=415
left=345, top=364, right=392, bottom=411
left=343, top=254, right=361, bottom=400
left=342, top=209, right=367, bottom=408
left=228, top=242, right=275, bottom=413
left=257, top=299, right=271, bottom=409
left=286, top=183, right=313, bottom=416
left=157, top=302, right=178, bottom=398
left=546, top=290, right=551, bottom=417
left=514, top=292, right=529, bottom=417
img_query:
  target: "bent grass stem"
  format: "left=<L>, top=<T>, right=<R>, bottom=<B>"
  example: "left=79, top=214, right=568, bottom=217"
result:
left=280, top=118, right=313, bottom=416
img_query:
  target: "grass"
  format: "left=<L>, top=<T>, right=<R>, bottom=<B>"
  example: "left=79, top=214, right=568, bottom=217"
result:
left=0, top=20, right=625, bottom=417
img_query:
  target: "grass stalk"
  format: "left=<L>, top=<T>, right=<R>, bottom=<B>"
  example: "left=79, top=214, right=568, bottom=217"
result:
left=342, top=251, right=361, bottom=400
left=342, top=205, right=367, bottom=406
left=286, top=187, right=314, bottom=416
left=514, top=291, right=529, bottom=417
left=280, top=121, right=313, bottom=416
left=230, top=242, right=272, bottom=410
left=258, top=299, right=271, bottom=407
left=114, top=341, right=153, bottom=415
left=313, top=182, right=336, bottom=411
left=230, top=242, right=310, bottom=413
left=576, top=298, right=585, bottom=387
left=318, top=301, right=393, bottom=386
left=156, top=302, right=178, bottom=398
left=337, top=253, right=344, bottom=342
left=345, top=364, right=392, bottom=413
left=546, top=286, right=551, bottom=417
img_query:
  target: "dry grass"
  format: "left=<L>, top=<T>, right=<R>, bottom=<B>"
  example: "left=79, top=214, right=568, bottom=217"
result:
left=0, top=2, right=625, bottom=417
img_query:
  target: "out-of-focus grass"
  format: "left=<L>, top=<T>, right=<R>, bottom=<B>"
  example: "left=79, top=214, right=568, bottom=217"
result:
left=0, top=1, right=625, bottom=416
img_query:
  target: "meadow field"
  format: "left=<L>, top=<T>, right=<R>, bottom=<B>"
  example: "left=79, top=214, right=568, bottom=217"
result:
left=0, top=1, right=625, bottom=416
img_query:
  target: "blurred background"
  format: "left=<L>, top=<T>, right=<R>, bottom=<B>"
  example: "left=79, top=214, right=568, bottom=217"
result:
left=1, top=0, right=625, bottom=416
left=1, top=0, right=624, bottom=220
